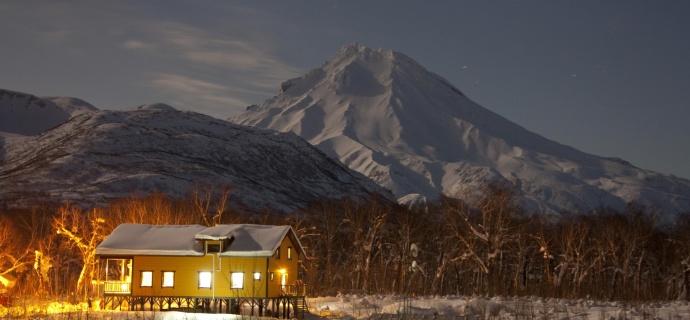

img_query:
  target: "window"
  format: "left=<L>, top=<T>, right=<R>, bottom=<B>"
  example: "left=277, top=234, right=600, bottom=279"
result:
left=140, top=271, right=153, bottom=287
left=207, top=243, right=221, bottom=253
left=198, top=271, right=212, bottom=288
left=105, top=258, right=131, bottom=282
left=253, top=272, right=261, bottom=280
left=230, top=272, right=244, bottom=289
left=104, top=259, right=133, bottom=294
left=275, top=248, right=280, bottom=259
left=288, top=246, right=292, bottom=260
left=269, top=272, right=274, bottom=281
left=162, top=271, right=175, bottom=288
left=280, top=272, right=287, bottom=287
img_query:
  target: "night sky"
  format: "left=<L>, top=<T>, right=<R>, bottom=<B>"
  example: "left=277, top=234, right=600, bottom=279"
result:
left=2, top=1, right=689, bottom=179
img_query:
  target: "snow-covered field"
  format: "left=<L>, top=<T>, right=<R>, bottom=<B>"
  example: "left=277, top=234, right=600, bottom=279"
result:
left=3, top=295, right=690, bottom=319
left=307, top=295, right=690, bottom=320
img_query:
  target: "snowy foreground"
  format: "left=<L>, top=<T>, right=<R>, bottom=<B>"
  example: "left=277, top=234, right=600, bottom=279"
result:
left=3, top=295, right=690, bottom=319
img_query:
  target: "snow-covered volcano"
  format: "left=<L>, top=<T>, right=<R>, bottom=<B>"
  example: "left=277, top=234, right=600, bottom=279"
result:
left=230, top=44, right=690, bottom=215
left=0, top=107, right=391, bottom=211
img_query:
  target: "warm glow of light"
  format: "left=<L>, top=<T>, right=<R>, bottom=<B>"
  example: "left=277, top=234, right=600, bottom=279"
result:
left=140, top=271, right=153, bottom=287
left=162, top=271, right=174, bottom=287
left=278, top=269, right=286, bottom=274
left=199, top=271, right=212, bottom=288
left=231, top=272, right=244, bottom=288
left=44, top=301, right=90, bottom=314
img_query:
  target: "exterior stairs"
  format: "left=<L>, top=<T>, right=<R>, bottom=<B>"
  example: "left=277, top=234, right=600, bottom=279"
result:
left=293, top=296, right=308, bottom=318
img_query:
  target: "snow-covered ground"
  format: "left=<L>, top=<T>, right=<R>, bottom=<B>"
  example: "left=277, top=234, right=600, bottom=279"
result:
left=3, top=295, right=690, bottom=319
left=309, top=295, right=690, bottom=319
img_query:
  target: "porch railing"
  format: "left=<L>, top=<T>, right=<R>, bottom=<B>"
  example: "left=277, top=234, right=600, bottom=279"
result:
left=280, top=283, right=306, bottom=296
left=103, top=280, right=131, bottom=294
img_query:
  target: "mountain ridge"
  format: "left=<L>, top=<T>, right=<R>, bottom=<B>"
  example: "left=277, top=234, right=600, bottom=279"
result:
left=0, top=106, right=393, bottom=211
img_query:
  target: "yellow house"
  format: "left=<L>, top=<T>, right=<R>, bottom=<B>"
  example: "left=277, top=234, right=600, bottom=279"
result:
left=95, top=224, right=306, bottom=317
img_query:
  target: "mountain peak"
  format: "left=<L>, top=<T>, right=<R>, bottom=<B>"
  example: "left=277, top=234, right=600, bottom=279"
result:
left=338, top=42, right=368, bottom=55
left=332, top=43, right=385, bottom=59
left=327, top=43, right=409, bottom=70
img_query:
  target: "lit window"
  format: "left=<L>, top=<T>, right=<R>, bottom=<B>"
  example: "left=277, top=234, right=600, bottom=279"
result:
left=162, top=271, right=175, bottom=288
left=199, top=271, right=212, bottom=288
left=288, top=246, right=292, bottom=260
left=269, top=272, right=274, bottom=281
left=140, top=271, right=153, bottom=287
left=253, top=272, right=261, bottom=280
left=231, top=272, right=244, bottom=289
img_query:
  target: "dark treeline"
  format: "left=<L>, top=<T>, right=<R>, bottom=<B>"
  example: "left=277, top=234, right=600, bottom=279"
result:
left=299, top=185, right=690, bottom=301
left=2, top=184, right=690, bottom=302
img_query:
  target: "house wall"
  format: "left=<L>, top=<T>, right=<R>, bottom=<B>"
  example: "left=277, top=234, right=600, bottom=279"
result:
left=267, top=235, right=300, bottom=297
left=128, top=235, right=301, bottom=298
left=131, top=254, right=268, bottom=298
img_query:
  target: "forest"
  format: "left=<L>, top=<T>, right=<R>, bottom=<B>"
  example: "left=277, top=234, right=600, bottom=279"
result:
left=1, top=184, right=690, bottom=303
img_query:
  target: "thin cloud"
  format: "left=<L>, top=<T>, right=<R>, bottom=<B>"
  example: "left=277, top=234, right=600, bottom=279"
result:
left=153, top=74, right=227, bottom=93
left=123, top=40, right=155, bottom=51
left=201, top=95, right=251, bottom=107
left=151, top=73, right=254, bottom=116
left=120, top=18, right=303, bottom=117
left=41, top=29, right=72, bottom=43
left=1, top=2, right=302, bottom=118
left=137, top=20, right=302, bottom=78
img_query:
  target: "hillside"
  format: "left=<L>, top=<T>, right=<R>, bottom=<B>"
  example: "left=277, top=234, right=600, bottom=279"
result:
left=0, top=107, right=391, bottom=211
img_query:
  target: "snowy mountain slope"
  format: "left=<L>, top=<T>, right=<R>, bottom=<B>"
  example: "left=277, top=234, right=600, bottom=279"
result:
left=230, top=44, right=690, bottom=215
left=0, top=89, right=98, bottom=135
left=0, top=108, right=392, bottom=211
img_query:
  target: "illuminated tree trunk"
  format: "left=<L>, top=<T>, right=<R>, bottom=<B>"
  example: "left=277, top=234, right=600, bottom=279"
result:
left=53, top=204, right=107, bottom=300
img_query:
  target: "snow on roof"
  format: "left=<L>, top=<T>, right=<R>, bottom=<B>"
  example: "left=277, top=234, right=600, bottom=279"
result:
left=96, top=224, right=207, bottom=256
left=207, top=224, right=290, bottom=257
left=96, top=224, right=304, bottom=258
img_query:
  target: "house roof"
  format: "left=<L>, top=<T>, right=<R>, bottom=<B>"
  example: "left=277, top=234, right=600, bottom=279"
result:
left=96, top=223, right=306, bottom=258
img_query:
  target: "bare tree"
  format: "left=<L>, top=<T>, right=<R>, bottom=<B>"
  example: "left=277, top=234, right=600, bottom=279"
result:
left=444, top=184, right=521, bottom=296
left=192, top=184, right=234, bottom=226
left=343, top=199, right=390, bottom=293
left=52, top=203, right=108, bottom=299
left=390, top=204, right=434, bottom=295
left=0, top=215, right=30, bottom=287
left=15, top=206, right=58, bottom=296
left=300, top=200, right=349, bottom=295
left=105, top=192, right=197, bottom=228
